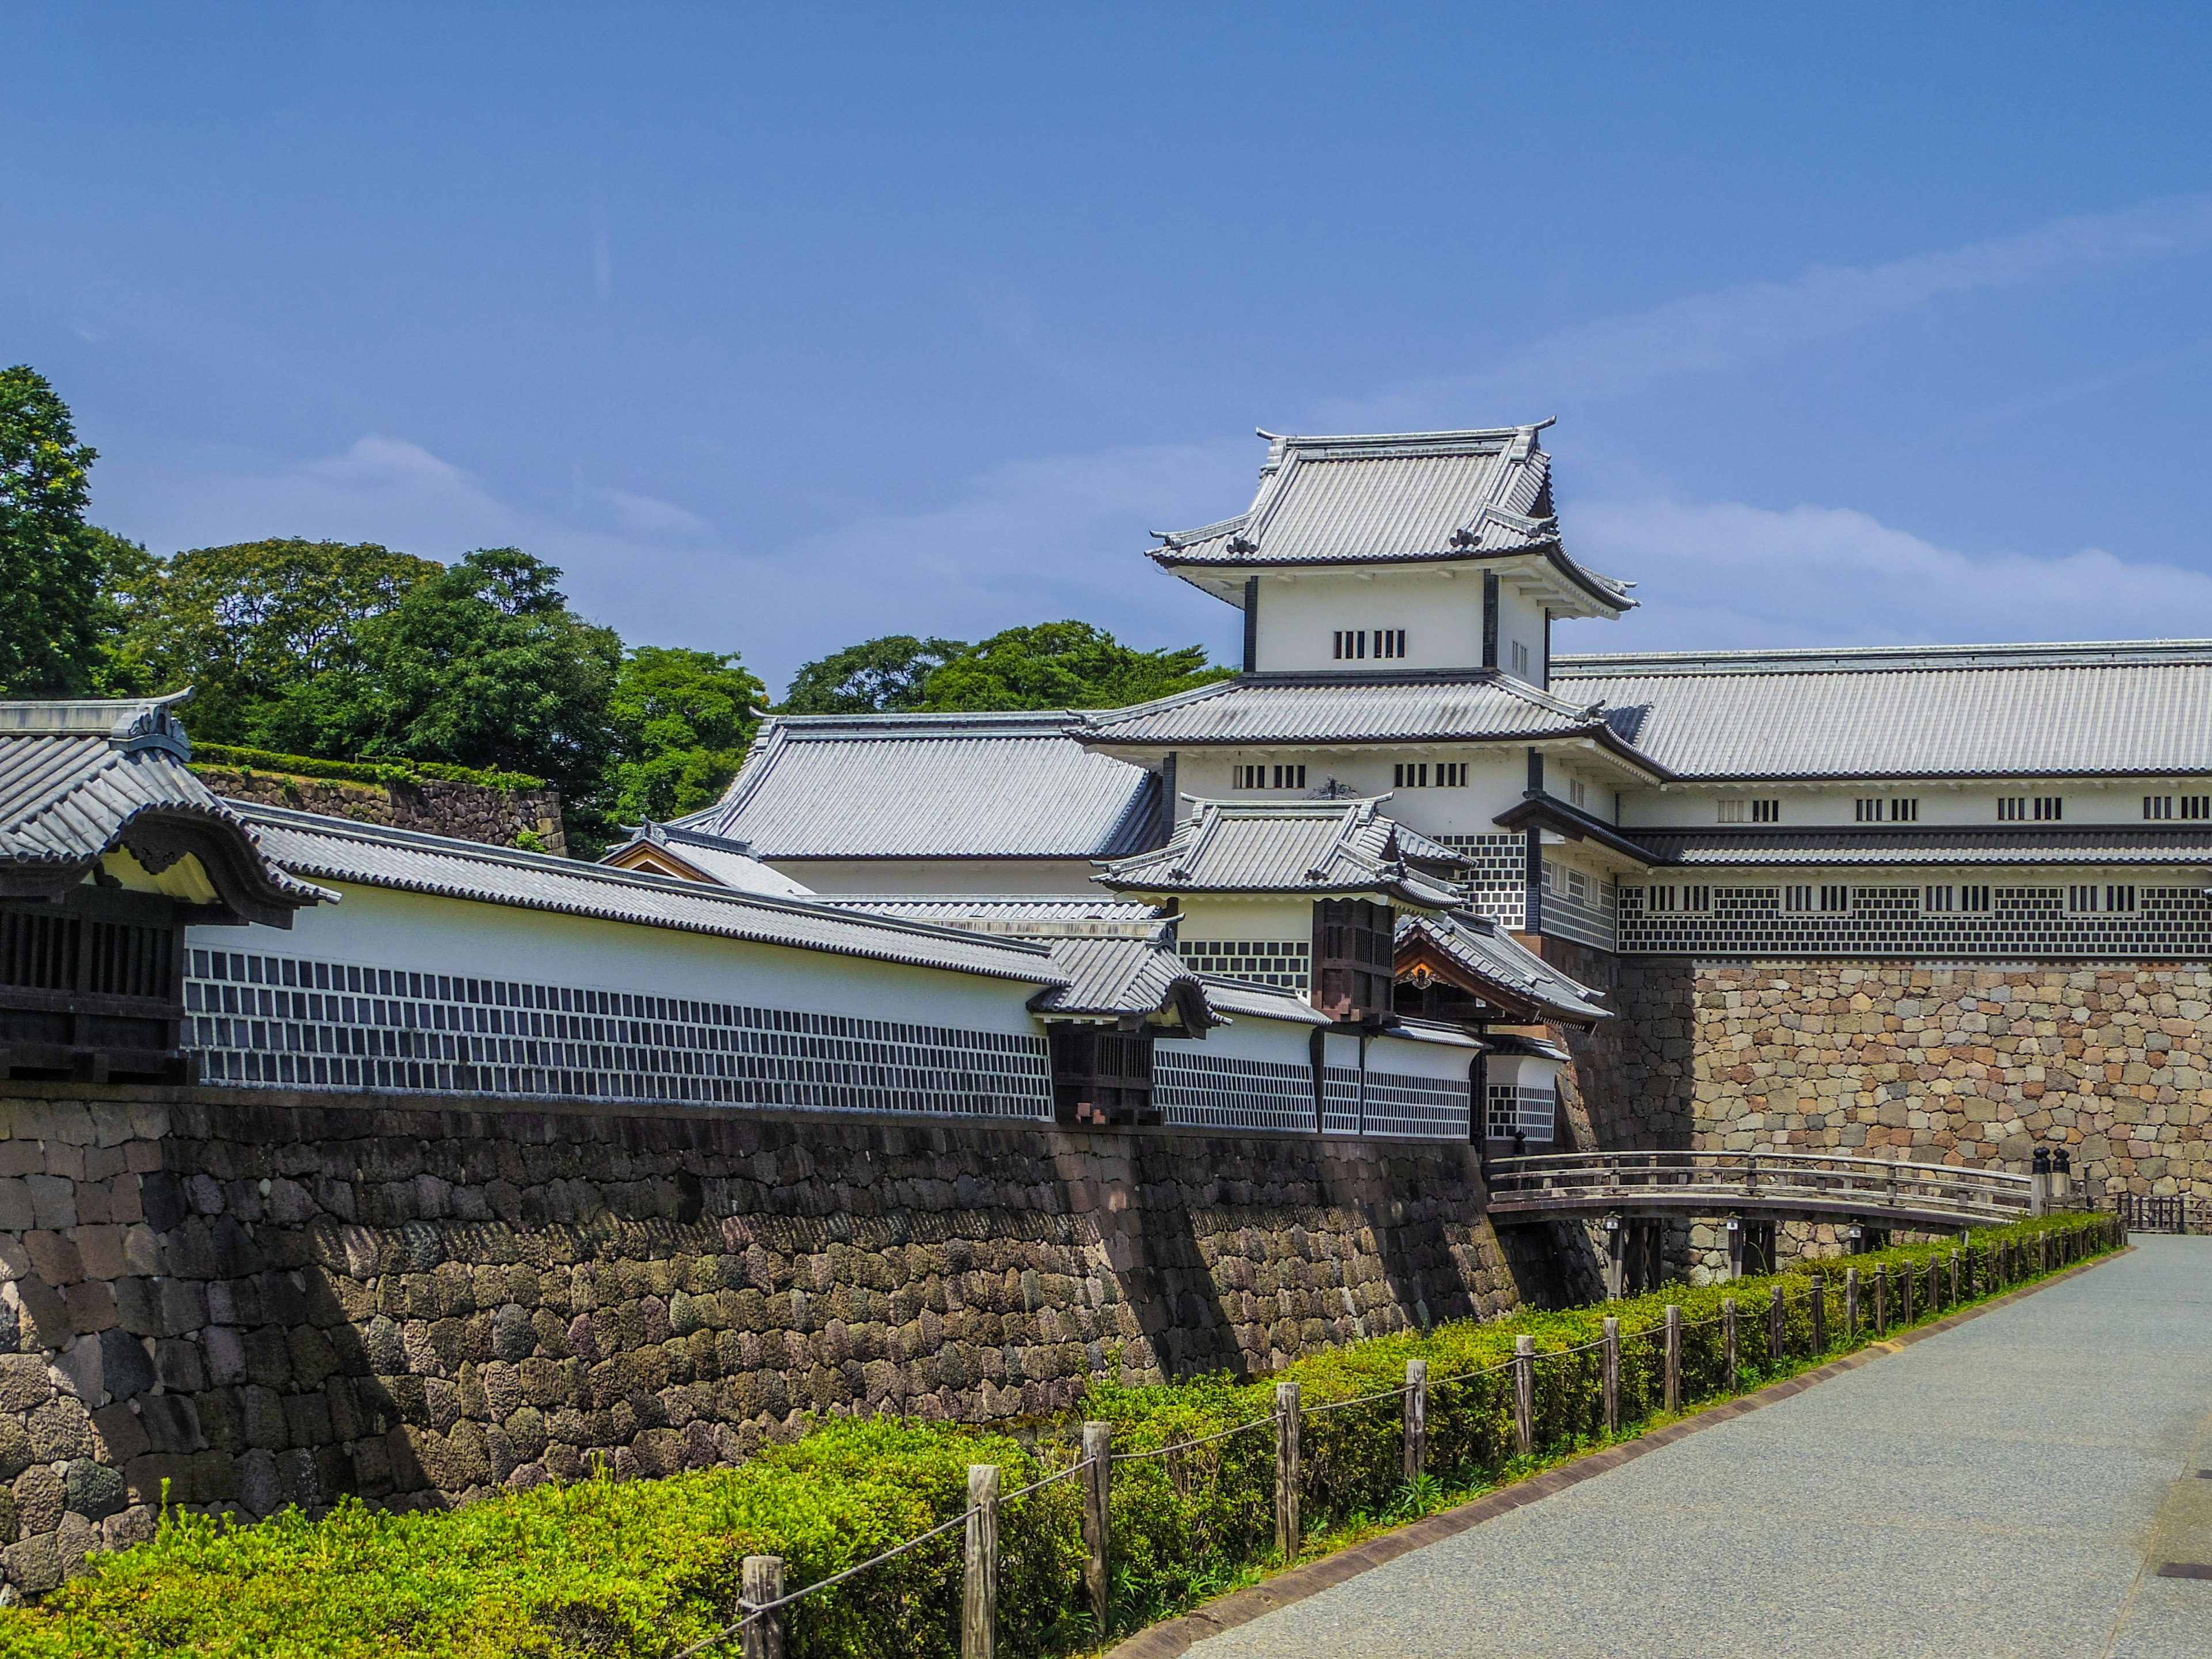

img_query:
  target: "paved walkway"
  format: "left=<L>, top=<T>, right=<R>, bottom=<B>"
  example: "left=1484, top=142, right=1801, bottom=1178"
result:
left=1188, top=1237, right=2212, bottom=1659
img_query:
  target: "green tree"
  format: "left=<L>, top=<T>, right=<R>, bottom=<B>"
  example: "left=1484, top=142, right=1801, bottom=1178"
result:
left=780, top=634, right=965, bottom=714
left=0, top=365, right=103, bottom=695
left=606, top=645, right=767, bottom=824
left=915, top=620, right=1229, bottom=711
left=357, top=549, right=623, bottom=817
left=121, top=537, right=440, bottom=744
left=78, top=527, right=161, bottom=698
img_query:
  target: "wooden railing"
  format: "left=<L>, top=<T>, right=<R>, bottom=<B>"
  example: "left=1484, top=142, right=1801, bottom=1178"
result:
left=1486, top=1149, right=2037, bottom=1229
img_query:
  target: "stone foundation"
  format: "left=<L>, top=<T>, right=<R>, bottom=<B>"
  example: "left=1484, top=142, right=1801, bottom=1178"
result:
left=194, top=768, right=566, bottom=855
left=0, top=1084, right=1526, bottom=1594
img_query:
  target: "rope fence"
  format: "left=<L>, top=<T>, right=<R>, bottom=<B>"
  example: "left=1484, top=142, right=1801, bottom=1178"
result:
left=683, top=1213, right=2119, bottom=1658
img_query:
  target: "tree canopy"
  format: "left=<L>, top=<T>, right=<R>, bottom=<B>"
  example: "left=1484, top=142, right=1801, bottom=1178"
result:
left=605, top=646, right=767, bottom=825
left=779, top=634, right=965, bottom=714
left=781, top=623, right=1229, bottom=715
left=118, top=537, right=441, bottom=744
left=0, top=365, right=104, bottom=696
left=914, top=621, right=1229, bottom=711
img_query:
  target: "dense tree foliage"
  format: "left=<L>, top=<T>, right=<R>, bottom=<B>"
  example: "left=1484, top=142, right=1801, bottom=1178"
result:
left=779, top=634, right=965, bottom=714
left=782, top=622, right=1228, bottom=715
left=116, top=537, right=440, bottom=743
left=605, top=645, right=767, bottom=824
left=914, top=621, right=1229, bottom=711
left=0, top=365, right=105, bottom=695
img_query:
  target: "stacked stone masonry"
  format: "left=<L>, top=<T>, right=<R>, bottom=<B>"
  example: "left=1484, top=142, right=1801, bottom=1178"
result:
left=194, top=767, right=567, bottom=856
left=0, top=1085, right=1529, bottom=1595
left=1606, top=957, right=2211, bottom=1277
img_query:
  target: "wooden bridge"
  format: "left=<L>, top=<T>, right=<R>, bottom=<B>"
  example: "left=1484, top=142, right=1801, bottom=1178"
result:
left=1487, top=1149, right=2040, bottom=1234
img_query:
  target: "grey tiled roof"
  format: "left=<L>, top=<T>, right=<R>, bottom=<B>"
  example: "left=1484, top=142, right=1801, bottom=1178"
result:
left=600, top=821, right=816, bottom=896
left=1075, top=672, right=1651, bottom=762
left=1096, top=797, right=1464, bottom=907
left=812, top=895, right=1162, bottom=933
left=700, top=711, right=1159, bottom=859
left=1396, top=911, right=1611, bottom=1024
left=1147, top=425, right=1633, bottom=612
left=1633, top=825, right=2212, bottom=869
left=0, top=694, right=329, bottom=913
left=1191, top=974, right=1335, bottom=1028
left=1556, top=640, right=2212, bottom=781
left=1378, top=1017, right=1485, bottom=1051
left=237, top=805, right=1070, bottom=985
left=1027, top=934, right=1210, bottom=1025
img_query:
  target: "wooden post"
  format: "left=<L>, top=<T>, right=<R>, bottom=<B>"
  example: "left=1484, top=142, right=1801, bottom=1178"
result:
left=1513, top=1335, right=1536, bottom=1457
left=1722, top=1297, right=1738, bottom=1393
left=1769, top=1283, right=1785, bottom=1363
left=742, top=1555, right=784, bottom=1659
left=1274, top=1381, right=1301, bottom=1560
left=1874, top=1266, right=1888, bottom=1335
left=1601, top=1315, right=1620, bottom=1436
left=1844, top=1266, right=1859, bottom=1343
left=1663, top=1305, right=1681, bottom=1413
left=1404, top=1359, right=1427, bottom=1484
left=1949, top=1249, right=1961, bottom=1310
left=963, top=1465, right=998, bottom=1659
left=1081, top=1422, right=1111, bottom=1635
left=1810, top=1275, right=1827, bottom=1353
left=1901, top=1259, right=1914, bottom=1326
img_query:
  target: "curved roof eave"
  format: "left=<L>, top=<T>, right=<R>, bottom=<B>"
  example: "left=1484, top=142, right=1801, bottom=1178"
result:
left=1147, top=540, right=1635, bottom=614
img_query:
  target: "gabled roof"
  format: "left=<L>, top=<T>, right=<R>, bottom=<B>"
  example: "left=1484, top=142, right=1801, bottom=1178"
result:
left=1147, top=425, right=1633, bottom=615
left=1094, top=797, right=1464, bottom=907
left=1555, top=640, right=2212, bottom=781
left=0, top=694, right=329, bottom=925
left=1027, top=934, right=1211, bottom=1029
left=1190, top=974, right=1336, bottom=1028
left=1395, top=911, right=1611, bottom=1026
left=698, top=711, right=1160, bottom=860
left=600, top=821, right=816, bottom=897
left=1074, top=671, right=1668, bottom=777
left=236, top=804, right=1070, bottom=986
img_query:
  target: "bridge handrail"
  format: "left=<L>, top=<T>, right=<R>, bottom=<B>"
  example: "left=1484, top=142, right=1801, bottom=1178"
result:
left=1483, top=1150, right=2033, bottom=1216
left=1487, top=1149, right=2031, bottom=1191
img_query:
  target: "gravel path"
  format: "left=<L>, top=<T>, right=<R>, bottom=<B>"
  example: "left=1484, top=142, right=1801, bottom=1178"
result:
left=1186, top=1237, right=2212, bottom=1659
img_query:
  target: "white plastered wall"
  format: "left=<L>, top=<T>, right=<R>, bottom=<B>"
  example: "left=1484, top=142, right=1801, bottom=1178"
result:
left=188, top=881, right=1048, bottom=1038
left=1366, top=1031, right=1481, bottom=1082
left=1252, top=568, right=1484, bottom=672
left=1163, top=1007, right=1320, bottom=1067
left=1178, top=750, right=1526, bottom=840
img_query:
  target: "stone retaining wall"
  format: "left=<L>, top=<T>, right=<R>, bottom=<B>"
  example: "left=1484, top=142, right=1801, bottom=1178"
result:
left=194, top=768, right=566, bottom=855
left=0, top=1085, right=1525, bottom=1595
left=1611, top=958, right=2209, bottom=1277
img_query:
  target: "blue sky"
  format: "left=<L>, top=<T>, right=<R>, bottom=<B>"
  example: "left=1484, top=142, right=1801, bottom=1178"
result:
left=10, top=4, right=2212, bottom=692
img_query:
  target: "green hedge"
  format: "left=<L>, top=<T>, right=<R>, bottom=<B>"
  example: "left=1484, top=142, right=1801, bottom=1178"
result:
left=190, top=742, right=547, bottom=794
left=1, top=1213, right=2116, bottom=1658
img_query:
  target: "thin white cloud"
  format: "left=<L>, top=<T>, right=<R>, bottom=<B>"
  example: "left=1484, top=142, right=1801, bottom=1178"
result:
left=1552, top=497, right=2212, bottom=656
left=103, top=196, right=2212, bottom=691
left=103, top=433, right=1251, bottom=692
left=1328, top=194, right=2212, bottom=427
